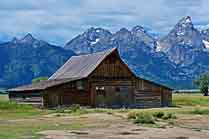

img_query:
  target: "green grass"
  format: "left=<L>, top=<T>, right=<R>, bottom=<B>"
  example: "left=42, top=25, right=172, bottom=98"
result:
left=128, top=111, right=176, bottom=125
left=0, top=90, right=7, bottom=95
left=0, top=118, right=86, bottom=139
left=173, top=93, right=209, bottom=106
left=0, top=95, right=93, bottom=139
left=1, top=93, right=209, bottom=138
left=133, top=112, right=155, bottom=124
left=0, top=94, right=50, bottom=119
left=0, top=94, right=8, bottom=101
left=188, top=107, right=209, bottom=115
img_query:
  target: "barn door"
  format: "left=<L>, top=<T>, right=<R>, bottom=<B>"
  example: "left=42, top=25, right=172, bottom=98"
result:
left=93, top=85, right=133, bottom=108
left=49, top=94, right=59, bottom=107
left=161, top=91, right=169, bottom=107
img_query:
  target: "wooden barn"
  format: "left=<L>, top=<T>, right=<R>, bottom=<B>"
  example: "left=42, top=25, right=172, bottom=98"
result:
left=8, top=48, right=172, bottom=108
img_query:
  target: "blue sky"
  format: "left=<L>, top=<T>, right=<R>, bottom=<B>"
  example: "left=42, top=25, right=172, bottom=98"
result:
left=0, top=0, right=209, bottom=46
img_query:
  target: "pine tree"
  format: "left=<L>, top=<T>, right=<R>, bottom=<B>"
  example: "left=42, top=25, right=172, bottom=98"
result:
left=193, top=73, right=209, bottom=96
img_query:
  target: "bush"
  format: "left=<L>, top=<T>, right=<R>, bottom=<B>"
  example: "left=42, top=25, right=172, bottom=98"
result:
left=55, top=108, right=65, bottom=113
left=162, top=113, right=176, bottom=120
left=127, top=111, right=138, bottom=119
left=153, top=111, right=165, bottom=118
left=70, top=104, right=81, bottom=112
left=54, top=104, right=85, bottom=115
left=133, top=112, right=155, bottom=124
left=32, top=76, right=48, bottom=84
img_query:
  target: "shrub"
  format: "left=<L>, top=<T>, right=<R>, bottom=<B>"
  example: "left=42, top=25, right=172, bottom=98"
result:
left=127, top=111, right=138, bottom=119
left=55, top=108, right=65, bottom=113
left=70, top=104, right=81, bottom=112
left=162, top=113, right=176, bottom=120
left=54, top=104, right=80, bottom=113
left=153, top=111, right=165, bottom=118
left=32, top=76, right=48, bottom=84
left=133, top=112, right=155, bottom=124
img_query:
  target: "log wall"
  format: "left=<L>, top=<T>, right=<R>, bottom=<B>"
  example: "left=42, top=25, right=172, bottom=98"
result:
left=9, top=91, right=43, bottom=106
left=43, top=80, right=91, bottom=107
left=134, top=78, right=170, bottom=108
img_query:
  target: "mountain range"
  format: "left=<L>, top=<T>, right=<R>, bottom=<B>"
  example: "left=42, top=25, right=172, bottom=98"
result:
left=1, top=16, right=209, bottom=89
left=0, top=34, right=75, bottom=88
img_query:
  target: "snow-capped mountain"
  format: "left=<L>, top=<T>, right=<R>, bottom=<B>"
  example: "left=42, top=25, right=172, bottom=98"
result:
left=64, top=16, right=209, bottom=89
left=2, top=16, right=209, bottom=89
left=65, top=27, right=112, bottom=54
left=65, top=26, right=156, bottom=54
left=158, top=16, right=205, bottom=64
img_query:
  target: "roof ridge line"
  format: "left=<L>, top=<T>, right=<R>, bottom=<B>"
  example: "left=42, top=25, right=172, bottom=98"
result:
left=71, top=47, right=117, bottom=58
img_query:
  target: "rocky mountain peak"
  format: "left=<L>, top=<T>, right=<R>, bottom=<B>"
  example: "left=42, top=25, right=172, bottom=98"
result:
left=158, top=16, right=204, bottom=64
left=172, top=16, right=195, bottom=37
left=177, top=16, right=192, bottom=27
left=201, top=29, right=209, bottom=42
left=84, top=27, right=112, bottom=40
left=132, top=25, right=146, bottom=33
left=117, top=28, right=130, bottom=34
left=11, top=37, right=19, bottom=44
left=19, top=33, right=36, bottom=44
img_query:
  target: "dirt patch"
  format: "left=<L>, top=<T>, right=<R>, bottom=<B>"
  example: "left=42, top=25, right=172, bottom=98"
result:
left=38, top=113, right=209, bottom=139
left=176, top=115, right=209, bottom=130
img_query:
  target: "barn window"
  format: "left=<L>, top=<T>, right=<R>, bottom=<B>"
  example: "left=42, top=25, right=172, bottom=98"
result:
left=115, top=87, right=120, bottom=92
left=96, top=86, right=106, bottom=96
left=76, top=80, right=85, bottom=90
left=115, top=86, right=129, bottom=93
left=22, top=95, right=26, bottom=100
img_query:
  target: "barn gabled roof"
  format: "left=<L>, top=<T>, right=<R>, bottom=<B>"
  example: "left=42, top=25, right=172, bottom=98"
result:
left=49, top=47, right=118, bottom=80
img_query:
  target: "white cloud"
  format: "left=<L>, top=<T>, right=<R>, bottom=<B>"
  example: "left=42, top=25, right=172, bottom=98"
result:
left=0, top=0, right=209, bottom=45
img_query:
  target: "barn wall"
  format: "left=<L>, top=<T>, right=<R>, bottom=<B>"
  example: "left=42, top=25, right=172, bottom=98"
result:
left=134, top=78, right=171, bottom=108
left=42, top=50, right=172, bottom=108
left=162, top=88, right=172, bottom=107
left=89, top=51, right=134, bottom=80
left=88, top=51, right=135, bottom=107
left=43, top=80, right=91, bottom=107
left=9, top=91, right=43, bottom=106
left=89, top=80, right=134, bottom=107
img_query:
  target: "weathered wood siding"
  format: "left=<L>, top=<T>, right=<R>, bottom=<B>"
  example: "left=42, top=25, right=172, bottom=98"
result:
left=9, top=91, right=43, bottom=106
left=89, top=51, right=134, bottom=80
left=162, top=88, right=172, bottom=107
left=88, top=52, right=135, bottom=107
left=134, top=79, right=164, bottom=108
left=43, top=80, right=91, bottom=107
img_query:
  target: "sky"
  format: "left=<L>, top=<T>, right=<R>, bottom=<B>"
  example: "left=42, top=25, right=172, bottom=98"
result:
left=0, top=0, right=209, bottom=46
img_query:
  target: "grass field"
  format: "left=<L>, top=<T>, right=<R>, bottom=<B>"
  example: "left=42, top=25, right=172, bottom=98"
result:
left=0, top=94, right=8, bottom=101
left=0, top=93, right=209, bottom=139
left=173, top=93, right=209, bottom=107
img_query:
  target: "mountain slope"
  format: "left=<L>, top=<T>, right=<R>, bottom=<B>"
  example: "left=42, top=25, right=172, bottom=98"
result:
left=158, top=16, right=205, bottom=64
left=64, top=17, right=209, bottom=89
left=2, top=16, right=209, bottom=89
left=0, top=34, right=75, bottom=88
left=64, top=26, right=176, bottom=88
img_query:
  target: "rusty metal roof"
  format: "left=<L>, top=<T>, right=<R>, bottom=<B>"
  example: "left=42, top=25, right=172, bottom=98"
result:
left=49, top=47, right=117, bottom=79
